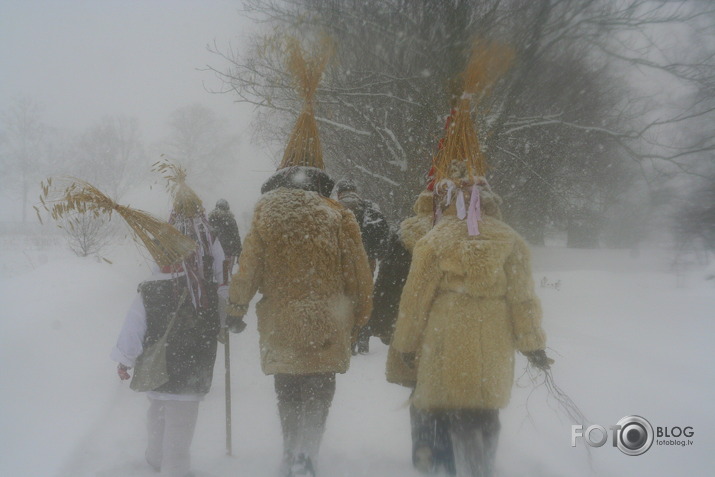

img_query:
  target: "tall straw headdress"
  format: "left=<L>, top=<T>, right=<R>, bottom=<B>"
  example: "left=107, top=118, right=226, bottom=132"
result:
left=427, top=39, right=515, bottom=236
left=278, top=36, right=334, bottom=170
left=36, top=177, right=197, bottom=267
left=151, top=159, right=219, bottom=308
left=152, top=159, right=204, bottom=218
left=430, top=39, right=515, bottom=186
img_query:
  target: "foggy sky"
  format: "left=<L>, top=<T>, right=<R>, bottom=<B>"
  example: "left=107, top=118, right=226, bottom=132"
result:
left=0, top=0, right=255, bottom=142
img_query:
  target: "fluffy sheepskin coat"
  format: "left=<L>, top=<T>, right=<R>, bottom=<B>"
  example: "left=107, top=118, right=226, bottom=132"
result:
left=229, top=188, right=373, bottom=375
left=391, top=195, right=546, bottom=410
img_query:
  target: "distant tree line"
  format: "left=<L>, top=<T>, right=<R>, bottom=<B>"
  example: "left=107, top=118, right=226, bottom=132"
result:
left=0, top=100, right=240, bottom=256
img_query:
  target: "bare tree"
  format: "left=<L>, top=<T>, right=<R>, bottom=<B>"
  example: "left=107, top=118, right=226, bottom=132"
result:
left=667, top=4, right=715, bottom=255
left=1, top=98, right=52, bottom=222
left=159, top=103, right=241, bottom=192
left=59, top=211, right=116, bottom=257
left=208, top=0, right=715, bottom=245
left=71, top=115, right=147, bottom=200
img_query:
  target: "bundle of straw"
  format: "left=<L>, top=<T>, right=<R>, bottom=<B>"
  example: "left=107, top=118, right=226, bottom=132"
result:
left=152, top=160, right=204, bottom=218
left=431, top=39, right=515, bottom=185
left=278, top=37, right=334, bottom=170
left=36, top=177, right=197, bottom=267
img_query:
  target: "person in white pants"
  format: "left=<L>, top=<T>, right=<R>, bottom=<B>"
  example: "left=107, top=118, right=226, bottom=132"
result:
left=145, top=398, right=200, bottom=475
left=112, top=215, right=226, bottom=477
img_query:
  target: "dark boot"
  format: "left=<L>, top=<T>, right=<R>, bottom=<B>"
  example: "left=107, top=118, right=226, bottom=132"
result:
left=448, top=409, right=500, bottom=477
left=275, top=375, right=302, bottom=468
left=299, top=374, right=335, bottom=472
left=410, top=406, right=455, bottom=475
left=434, top=412, right=455, bottom=475
left=356, top=326, right=370, bottom=354
left=276, top=373, right=335, bottom=476
left=410, top=405, right=438, bottom=473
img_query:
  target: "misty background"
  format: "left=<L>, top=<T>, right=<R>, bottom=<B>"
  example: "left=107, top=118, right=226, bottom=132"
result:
left=0, top=0, right=271, bottom=237
left=2, top=0, right=715, bottom=260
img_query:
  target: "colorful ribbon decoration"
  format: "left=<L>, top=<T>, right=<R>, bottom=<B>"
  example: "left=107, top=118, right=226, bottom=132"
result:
left=467, top=184, right=481, bottom=236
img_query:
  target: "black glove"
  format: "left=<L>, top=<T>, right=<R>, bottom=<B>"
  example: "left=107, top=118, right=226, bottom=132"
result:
left=524, top=349, right=554, bottom=370
left=401, top=352, right=417, bottom=369
left=227, top=315, right=247, bottom=333
left=226, top=302, right=248, bottom=333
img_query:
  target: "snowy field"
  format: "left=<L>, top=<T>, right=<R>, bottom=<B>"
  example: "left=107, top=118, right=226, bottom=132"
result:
left=1, top=234, right=714, bottom=477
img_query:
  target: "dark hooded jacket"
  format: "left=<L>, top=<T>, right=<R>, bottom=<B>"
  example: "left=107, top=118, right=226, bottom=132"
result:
left=366, top=230, right=412, bottom=343
left=208, top=207, right=242, bottom=257
left=337, top=191, right=390, bottom=261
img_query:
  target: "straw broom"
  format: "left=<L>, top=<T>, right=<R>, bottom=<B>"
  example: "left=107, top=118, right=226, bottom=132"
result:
left=278, top=36, right=334, bottom=170
left=431, top=39, right=515, bottom=185
left=36, top=177, right=196, bottom=267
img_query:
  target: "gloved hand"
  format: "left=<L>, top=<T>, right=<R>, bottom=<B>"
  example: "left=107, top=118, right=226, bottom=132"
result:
left=524, top=349, right=554, bottom=371
left=226, top=302, right=248, bottom=333
left=227, top=315, right=247, bottom=333
left=401, top=352, right=417, bottom=369
left=117, top=363, right=131, bottom=380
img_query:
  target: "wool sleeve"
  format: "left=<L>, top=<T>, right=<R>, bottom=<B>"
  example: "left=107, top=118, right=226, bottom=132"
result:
left=391, top=239, right=441, bottom=354
left=228, top=208, right=264, bottom=312
left=339, top=209, right=374, bottom=329
left=110, top=294, right=147, bottom=368
left=504, top=236, right=546, bottom=352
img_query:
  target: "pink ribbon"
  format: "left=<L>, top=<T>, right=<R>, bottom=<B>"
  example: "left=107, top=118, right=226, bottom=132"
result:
left=467, top=184, right=481, bottom=236
left=456, top=189, right=466, bottom=219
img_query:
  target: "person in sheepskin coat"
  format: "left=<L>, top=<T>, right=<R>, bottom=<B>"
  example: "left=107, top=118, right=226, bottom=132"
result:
left=227, top=166, right=373, bottom=476
left=391, top=171, right=549, bottom=477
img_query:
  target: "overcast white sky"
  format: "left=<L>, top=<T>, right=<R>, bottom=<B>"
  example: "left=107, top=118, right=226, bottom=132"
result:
left=0, top=0, right=257, bottom=141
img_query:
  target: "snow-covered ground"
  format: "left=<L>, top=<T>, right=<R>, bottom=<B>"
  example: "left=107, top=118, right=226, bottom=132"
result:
left=1, top=235, right=714, bottom=477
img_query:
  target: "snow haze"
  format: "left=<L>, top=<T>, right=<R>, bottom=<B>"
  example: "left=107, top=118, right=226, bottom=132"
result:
left=0, top=0, right=250, bottom=141
left=0, top=0, right=275, bottom=227
left=1, top=240, right=713, bottom=476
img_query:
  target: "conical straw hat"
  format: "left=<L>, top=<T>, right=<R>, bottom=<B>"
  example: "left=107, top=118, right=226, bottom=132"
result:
left=278, top=37, right=334, bottom=170
left=431, top=39, right=515, bottom=186
left=152, top=160, right=204, bottom=218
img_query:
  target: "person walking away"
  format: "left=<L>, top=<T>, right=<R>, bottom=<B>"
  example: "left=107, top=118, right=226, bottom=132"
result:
left=333, top=178, right=389, bottom=274
left=227, top=166, right=373, bottom=476
left=208, top=198, right=242, bottom=284
left=392, top=162, right=552, bottom=477
left=225, top=38, right=373, bottom=477
left=333, top=178, right=389, bottom=354
left=112, top=164, right=226, bottom=477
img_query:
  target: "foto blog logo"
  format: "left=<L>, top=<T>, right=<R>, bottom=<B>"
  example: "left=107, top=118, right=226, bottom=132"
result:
left=571, top=415, right=694, bottom=456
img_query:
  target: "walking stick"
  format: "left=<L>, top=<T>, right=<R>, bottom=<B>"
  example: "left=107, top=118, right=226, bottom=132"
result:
left=224, top=326, right=232, bottom=456
left=222, top=256, right=235, bottom=457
